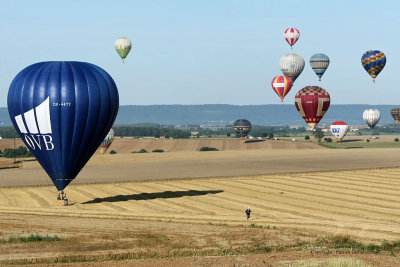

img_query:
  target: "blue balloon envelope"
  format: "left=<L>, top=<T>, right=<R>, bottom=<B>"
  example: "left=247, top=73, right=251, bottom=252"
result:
left=7, top=62, right=119, bottom=191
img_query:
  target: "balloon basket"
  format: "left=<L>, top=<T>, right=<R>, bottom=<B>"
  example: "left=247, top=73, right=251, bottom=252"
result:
left=57, top=191, right=69, bottom=206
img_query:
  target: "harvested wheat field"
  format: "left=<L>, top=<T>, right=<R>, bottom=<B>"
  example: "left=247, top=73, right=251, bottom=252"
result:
left=1, top=167, right=400, bottom=265
left=2, top=141, right=400, bottom=265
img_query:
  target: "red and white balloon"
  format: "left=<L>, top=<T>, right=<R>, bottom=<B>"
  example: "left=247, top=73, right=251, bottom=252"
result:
left=284, top=28, right=300, bottom=49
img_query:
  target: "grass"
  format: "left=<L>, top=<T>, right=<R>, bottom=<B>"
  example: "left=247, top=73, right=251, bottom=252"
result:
left=318, top=140, right=400, bottom=149
left=279, top=257, right=372, bottom=267
left=152, top=149, right=164, bottom=153
left=0, top=234, right=61, bottom=243
left=1, top=231, right=400, bottom=265
left=250, top=223, right=263, bottom=228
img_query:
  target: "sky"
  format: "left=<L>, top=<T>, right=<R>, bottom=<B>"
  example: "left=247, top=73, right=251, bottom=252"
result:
left=0, top=0, right=399, bottom=106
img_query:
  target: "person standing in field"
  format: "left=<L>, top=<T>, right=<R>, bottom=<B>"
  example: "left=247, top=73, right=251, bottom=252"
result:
left=245, top=207, right=251, bottom=220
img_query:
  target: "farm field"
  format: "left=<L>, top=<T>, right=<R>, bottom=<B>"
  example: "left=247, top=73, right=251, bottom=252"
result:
left=1, top=168, right=400, bottom=265
left=2, top=139, right=400, bottom=265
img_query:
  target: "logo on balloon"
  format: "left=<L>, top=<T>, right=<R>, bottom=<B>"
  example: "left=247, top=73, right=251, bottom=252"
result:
left=14, top=97, right=54, bottom=151
left=332, top=128, right=340, bottom=133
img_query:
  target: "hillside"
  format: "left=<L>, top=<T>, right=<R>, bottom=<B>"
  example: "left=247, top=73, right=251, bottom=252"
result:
left=0, top=104, right=399, bottom=126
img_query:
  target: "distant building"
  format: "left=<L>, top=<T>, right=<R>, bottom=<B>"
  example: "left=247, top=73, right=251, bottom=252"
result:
left=190, top=131, right=199, bottom=137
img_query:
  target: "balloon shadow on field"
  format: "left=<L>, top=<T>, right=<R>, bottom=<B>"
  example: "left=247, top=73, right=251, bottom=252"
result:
left=244, top=139, right=265, bottom=143
left=82, top=190, right=224, bottom=204
left=340, top=139, right=363, bottom=143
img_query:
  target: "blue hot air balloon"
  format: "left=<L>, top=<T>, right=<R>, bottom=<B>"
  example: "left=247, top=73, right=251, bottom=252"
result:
left=7, top=62, right=119, bottom=193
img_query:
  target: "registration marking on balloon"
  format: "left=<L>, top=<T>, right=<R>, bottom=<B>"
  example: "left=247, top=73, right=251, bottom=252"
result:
left=52, top=102, right=72, bottom=107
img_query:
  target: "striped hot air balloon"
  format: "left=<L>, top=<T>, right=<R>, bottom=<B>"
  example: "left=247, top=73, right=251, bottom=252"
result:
left=271, top=75, right=292, bottom=102
left=233, top=119, right=251, bottom=140
left=310, top=53, right=330, bottom=81
left=361, top=50, right=386, bottom=82
left=284, top=28, right=300, bottom=49
left=391, top=108, right=400, bottom=124
left=363, top=109, right=380, bottom=129
left=295, top=86, right=330, bottom=132
left=279, top=54, right=305, bottom=83
left=330, top=121, right=349, bottom=142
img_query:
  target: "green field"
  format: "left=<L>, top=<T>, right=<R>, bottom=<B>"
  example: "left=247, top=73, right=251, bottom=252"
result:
left=317, top=139, right=400, bottom=149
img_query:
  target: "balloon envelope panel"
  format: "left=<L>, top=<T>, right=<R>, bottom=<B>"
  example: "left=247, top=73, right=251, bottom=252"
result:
left=115, top=37, right=132, bottom=60
left=294, top=86, right=330, bottom=129
left=271, top=75, right=292, bottom=102
left=363, top=109, right=380, bottom=129
left=361, top=50, right=386, bottom=80
left=279, top=54, right=304, bottom=83
left=284, top=28, right=300, bottom=47
left=330, top=121, right=349, bottom=141
left=7, top=61, right=119, bottom=191
left=99, top=128, right=115, bottom=154
left=391, top=108, right=400, bottom=124
left=233, top=119, right=251, bottom=138
left=310, top=53, right=330, bottom=80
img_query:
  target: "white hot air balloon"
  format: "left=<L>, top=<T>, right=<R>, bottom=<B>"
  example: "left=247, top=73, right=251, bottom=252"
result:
left=363, top=109, right=380, bottom=129
left=279, top=54, right=305, bottom=83
left=330, top=121, right=349, bottom=142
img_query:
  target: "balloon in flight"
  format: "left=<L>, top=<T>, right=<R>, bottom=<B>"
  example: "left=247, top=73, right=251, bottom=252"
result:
left=284, top=28, right=300, bottom=49
left=7, top=61, right=119, bottom=192
left=330, top=121, right=349, bottom=142
left=233, top=119, right=251, bottom=139
left=271, top=75, right=292, bottom=102
left=363, top=109, right=380, bottom=129
left=279, top=54, right=305, bottom=83
left=115, top=37, right=132, bottom=63
left=361, top=50, right=386, bottom=82
left=310, top=53, right=330, bottom=81
left=99, top=128, right=115, bottom=154
left=294, top=86, right=330, bottom=131
left=391, top=108, right=400, bottom=124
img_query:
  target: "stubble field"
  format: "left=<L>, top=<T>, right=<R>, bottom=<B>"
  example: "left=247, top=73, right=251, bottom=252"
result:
left=1, top=138, right=400, bottom=266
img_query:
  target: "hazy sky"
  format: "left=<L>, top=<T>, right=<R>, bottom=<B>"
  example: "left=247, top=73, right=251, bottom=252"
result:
left=0, top=0, right=399, bottom=106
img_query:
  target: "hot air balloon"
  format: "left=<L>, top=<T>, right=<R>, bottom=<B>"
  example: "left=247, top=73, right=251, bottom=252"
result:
left=391, top=108, right=400, bottom=124
left=361, top=50, right=386, bottom=82
left=310, top=53, right=330, bottom=81
left=284, top=28, right=300, bottom=49
left=271, top=75, right=292, bottom=102
left=330, top=121, right=349, bottom=142
left=295, top=86, right=330, bottom=133
left=99, top=128, right=115, bottom=154
left=279, top=54, right=305, bottom=83
left=115, top=37, right=132, bottom=63
left=363, top=109, right=380, bottom=129
left=8, top=62, right=119, bottom=198
left=233, top=119, right=251, bottom=140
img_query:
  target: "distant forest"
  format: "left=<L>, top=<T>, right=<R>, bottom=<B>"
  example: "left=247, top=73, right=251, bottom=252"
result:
left=1, top=124, right=400, bottom=140
left=1, top=104, right=400, bottom=126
